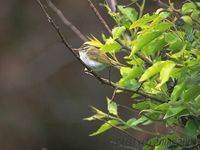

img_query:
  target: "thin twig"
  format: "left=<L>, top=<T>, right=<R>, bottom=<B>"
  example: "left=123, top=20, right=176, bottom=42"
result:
left=110, top=87, right=118, bottom=101
left=123, top=0, right=140, bottom=8
left=87, top=0, right=153, bottom=66
left=167, top=138, right=200, bottom=149
left=138, top=0, right=146, bottom=19
left=87, top=0, right=112, bottom=35
left=154, top=0, right=200, bottom=25
left=94, top=117, right=154, bottom=148
left=118, top=104, right=138, bottom=113
left=119, top=104, right=184, bottom=135
left=36, top=0, right=165, bottom=103
left=109, top=81, right=165, bottom=103
left=46, top=0, right=88, bottom=42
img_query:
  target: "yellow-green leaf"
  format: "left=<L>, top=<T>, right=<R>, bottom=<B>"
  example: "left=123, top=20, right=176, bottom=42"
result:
left=100, top=37, right=121, bottom=52
left=164, top=106, right=186, bottom=119
left=156, top=61, right=176, bottom=88
left=83, top=106, right=107, bottom=121
left=112, top=26, right=126, bottom=40
left=130, top=14, right=158, bottom=29
left=131, top=31, right=162, bottom=54
left=85, top=36, right=103, bottom=48
left=139, top=61, right=166, bottom=82
left=89, top=120, right=120, bottom=136
left=107, top=97, right=118, bottom=116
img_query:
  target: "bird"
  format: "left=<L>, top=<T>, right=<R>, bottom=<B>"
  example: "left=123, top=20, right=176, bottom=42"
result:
left=76, top=45, right=125, bottom=72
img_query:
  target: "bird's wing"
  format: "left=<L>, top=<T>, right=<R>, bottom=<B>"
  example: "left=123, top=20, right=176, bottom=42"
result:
left=87, top=47, right=125, bottom=68
left=86, top=47, right=112, bottom=65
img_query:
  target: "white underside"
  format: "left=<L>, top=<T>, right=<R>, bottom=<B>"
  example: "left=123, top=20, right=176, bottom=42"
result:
left=79, top=52, right=107, bottom=72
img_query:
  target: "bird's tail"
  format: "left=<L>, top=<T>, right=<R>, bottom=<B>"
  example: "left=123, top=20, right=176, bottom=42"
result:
left=109, top=59, right=126, bottom=69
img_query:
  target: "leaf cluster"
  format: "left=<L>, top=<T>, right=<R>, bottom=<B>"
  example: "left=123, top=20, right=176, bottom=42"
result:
left=86, top=1, right=200, bottom=149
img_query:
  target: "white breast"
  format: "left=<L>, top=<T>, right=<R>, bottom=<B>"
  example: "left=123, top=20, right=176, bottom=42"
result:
left=79, top=52, right=107, bottom=72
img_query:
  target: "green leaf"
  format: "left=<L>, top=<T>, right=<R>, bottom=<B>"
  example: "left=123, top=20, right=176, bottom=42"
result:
left=182, top=2, right=200, bottom=14
left=120, top=118, right=138, bottom=130
left=143, top=80, right=160, bottom=94
left=184, top=120, right=200, bottom=138
left=139, top=61, right=166, bottom=82
left=89, top=120, right=120, bottom=136
left=156, top=61, right=176, bottom=88
left=112, top=26, right=126, bottom=40
left=100, top=37, right=121, bottom=52
left=164, top=32, right=185, bottom=51
left=131, top=31, right=162, bottom=54
left=83, top=106, right=108, bottom=121
left=132, top=101, right=151, bottom=110
left=191, top=9, right=200, bottom=19
left=154, top=103, right=170, bottom=111
left=152, top=22, right=173, bottom=32
left=164, top=106, right=186, bottom=119
left=181, top=16, right=193, bottom=25
left=155, top=146, right=169, bottom=150
left=164, top=32, right=180, bottom=43
left=107, top=97, right=118, bottom=116
left=159, top=11, right=171, bottom=19
left=126, top=118, right=137, bottom=127
left=130, top=14, right=158, bottom=29
left=141, top=35, right=166, bottom=56
left=118, top=5, right=138, bottom=22
left=131, top=22, right=172, bottom=54
left=194, top=95, right=200, bottom=104
left=85, top=36, right=103, bottom=48
left=142, top=112, right=160, bottom=125
left=171, top=81, right=187, bottom=101
left=120, top=66, right=143, bottom=78
left=170, top=45, right=186, bottom=59
left=127, top=116, right=148, bottom=127
left=118, top=66, right=143, bottom=90
left=183, top=85, right=200, bottom=101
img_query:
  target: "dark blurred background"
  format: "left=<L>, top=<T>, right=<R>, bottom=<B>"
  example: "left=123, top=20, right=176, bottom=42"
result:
left=0, top=0, right=182, bottom=150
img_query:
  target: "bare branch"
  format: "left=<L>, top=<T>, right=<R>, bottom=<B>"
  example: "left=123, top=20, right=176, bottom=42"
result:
left=87, top=0, right=113, bottom=35
left=110, top=87, right=118, bottom=101
left=36, top=0, right=104, bottom=81
left=46, top=0, right=88, bottom=42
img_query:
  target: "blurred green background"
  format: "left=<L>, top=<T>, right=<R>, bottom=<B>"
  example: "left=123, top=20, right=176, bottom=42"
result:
left=0, top=0, right=182, bottom=150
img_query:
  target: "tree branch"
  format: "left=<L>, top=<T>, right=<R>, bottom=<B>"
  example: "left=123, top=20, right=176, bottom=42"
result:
left=87, top=0, right=113, bottom=35
left=36, top=0, right=103, bottom=81
left=46, top=0, right=88, bottom=42
left=36, top=0, right=165, bottom=103
left=87, top=0, right=153, bottom=66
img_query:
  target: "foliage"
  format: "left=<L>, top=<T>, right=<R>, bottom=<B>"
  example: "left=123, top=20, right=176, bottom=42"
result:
left=86, top=1, right=200, bottom=149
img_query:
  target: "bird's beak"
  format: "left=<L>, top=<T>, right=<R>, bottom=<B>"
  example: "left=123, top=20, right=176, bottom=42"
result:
left=73, top=48, right=80, bottom=51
